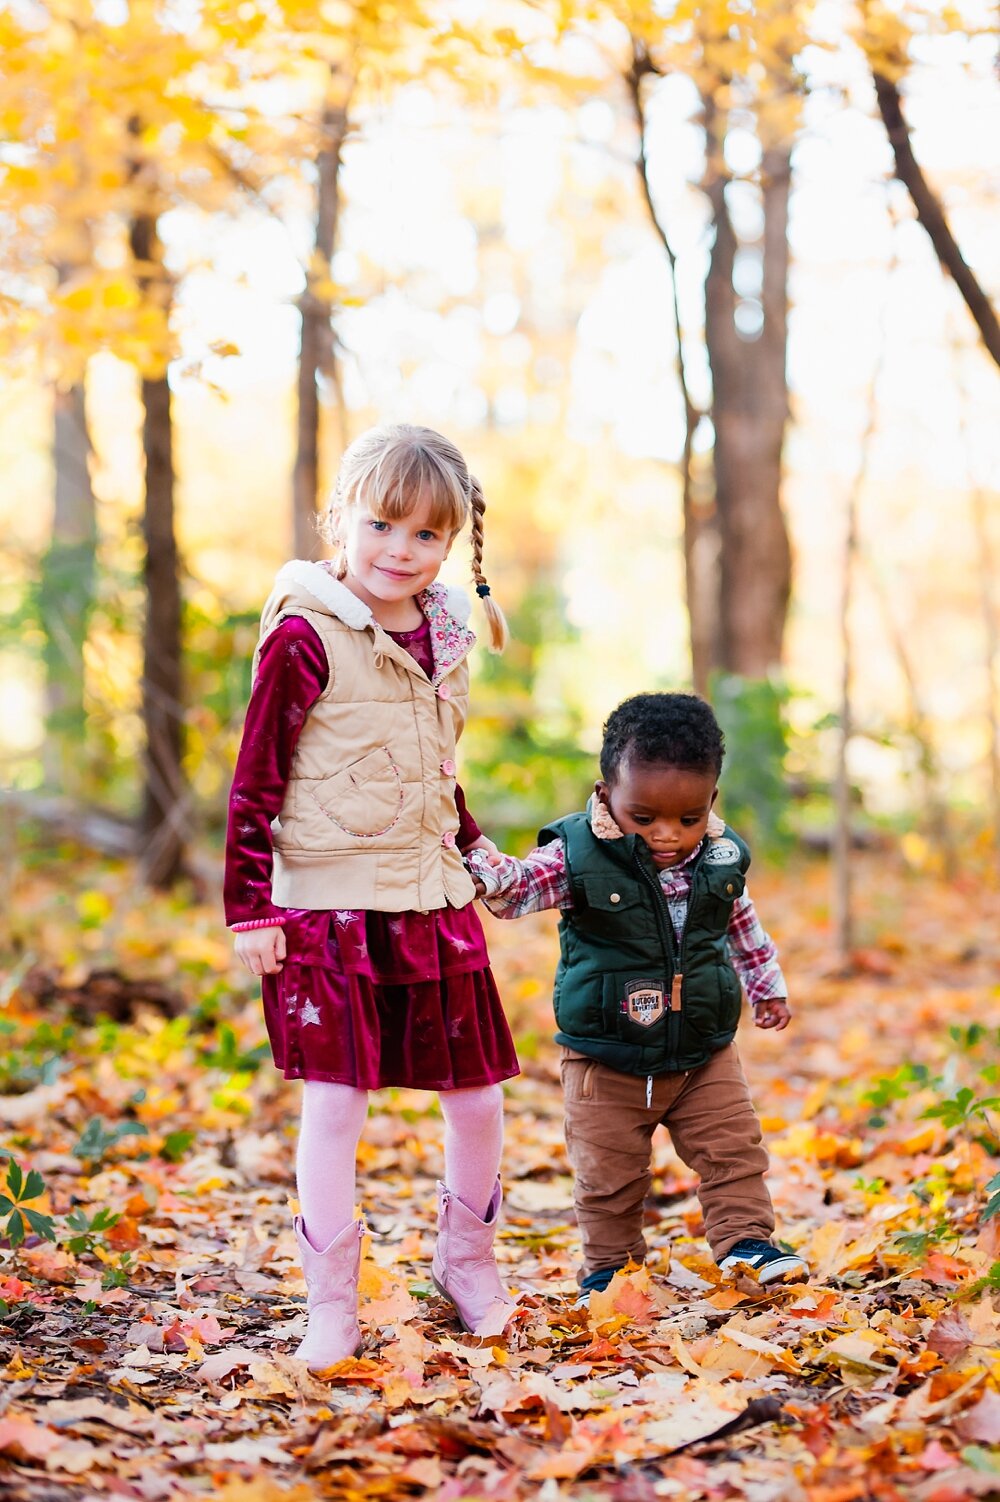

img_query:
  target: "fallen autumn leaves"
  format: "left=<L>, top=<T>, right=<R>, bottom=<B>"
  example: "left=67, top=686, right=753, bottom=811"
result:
left=2, top=853, right=1000, bottom=1499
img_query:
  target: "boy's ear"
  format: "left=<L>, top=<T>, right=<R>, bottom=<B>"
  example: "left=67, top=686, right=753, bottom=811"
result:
left=594, top=780, right=609, bottom=804
left=710, top=785, right=719, bottom=807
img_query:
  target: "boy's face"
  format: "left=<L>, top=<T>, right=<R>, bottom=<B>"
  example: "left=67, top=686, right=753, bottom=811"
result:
left=596, top=759, right=718, bottom=870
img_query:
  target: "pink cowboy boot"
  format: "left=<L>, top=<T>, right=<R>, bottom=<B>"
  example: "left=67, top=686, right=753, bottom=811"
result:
left=293, top=1216, right=364, bottom=1370
left=431, top=1179, right=517, bottom=1337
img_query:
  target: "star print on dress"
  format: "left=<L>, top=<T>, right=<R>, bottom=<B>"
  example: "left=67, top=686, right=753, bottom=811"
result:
left=300, top=999, right=322, bottom=1027
left=333, top=910, right=361, bottom=928
left=285, top=992, right=298, bottom=1015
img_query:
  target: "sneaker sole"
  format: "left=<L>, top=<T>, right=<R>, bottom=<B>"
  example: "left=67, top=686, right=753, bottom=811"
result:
left=719, top=1256, right=807, bottom=1284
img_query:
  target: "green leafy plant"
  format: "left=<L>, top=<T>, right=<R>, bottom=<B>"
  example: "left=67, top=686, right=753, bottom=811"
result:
left=0, top=1019, right=75, bottom=1095
left=710, top=673, right=793, bottom=856
left=200, top=1023, right=268, bottom=1074
left=921, top=1086, right=1000, bottom=1136
left=0, top=1156, right=56, bottom=1246
left=101, top=1251, right=134, bottom=1290
left=63, top=1206, right=122, bottom=1256
left=160, top=1130, right=195, bottom=1163
left=890, top=1221, right=962, bottom=1257
left=73, top=1116, right=149, bottom=1169
left=981, top=1172, right=1000, bottom=1223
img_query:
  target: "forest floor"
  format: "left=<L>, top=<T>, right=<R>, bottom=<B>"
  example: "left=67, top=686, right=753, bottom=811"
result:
left=2, top=842, right=1000, bottom=1500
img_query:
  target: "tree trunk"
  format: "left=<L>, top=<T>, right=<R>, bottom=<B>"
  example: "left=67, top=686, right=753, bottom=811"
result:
left=704, top=112, right=792, bottom=676
left=293, top=71, right=351, bottom=558
left=130, top=212, right=186, bottom=888
left=872, top=71, right=1000, bottom=370
left=41, top=379, right=97, bottom=791
left=627, top=42, right=721, bottom=693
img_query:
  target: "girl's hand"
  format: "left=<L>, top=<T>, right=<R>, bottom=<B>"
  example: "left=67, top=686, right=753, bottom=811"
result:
left=753, top=998, right=790, bottom=1031
left=234, top=925, right=287, bottom=976
left=463, top=834, right=504, bottom=866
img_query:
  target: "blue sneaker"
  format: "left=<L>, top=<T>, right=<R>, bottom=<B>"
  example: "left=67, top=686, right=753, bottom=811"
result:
left=573, top=1264, right=622, bottom=1309
left=717, top=1239, right=808, bottom=1284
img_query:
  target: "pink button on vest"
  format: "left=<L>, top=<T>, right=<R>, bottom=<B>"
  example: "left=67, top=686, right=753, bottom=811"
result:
left=440, top=758, right=456, bottom=776
left=437, top=682, right=452, bottom=700
left=441, top=830, right=457, bottom=848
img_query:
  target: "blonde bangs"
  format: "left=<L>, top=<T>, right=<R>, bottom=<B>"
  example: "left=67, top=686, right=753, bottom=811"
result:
left=349, top=435, right=470, bottom=536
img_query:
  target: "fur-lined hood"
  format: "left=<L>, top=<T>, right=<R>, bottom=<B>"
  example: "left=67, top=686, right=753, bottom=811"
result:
left=260, top=561, right=475, bottom=686
left=589, top=796, right=726, bottom=845
left=263, top=560, right=471, bottom=632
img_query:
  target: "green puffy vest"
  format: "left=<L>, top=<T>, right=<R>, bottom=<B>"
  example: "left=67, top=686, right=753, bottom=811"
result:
left=539, top=805, right=752, bottom=1076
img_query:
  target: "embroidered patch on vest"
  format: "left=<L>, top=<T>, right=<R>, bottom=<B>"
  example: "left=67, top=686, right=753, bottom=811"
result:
left=621, top=979, right=665, bottom=1028
left=702, top=837, right=741, bottom=866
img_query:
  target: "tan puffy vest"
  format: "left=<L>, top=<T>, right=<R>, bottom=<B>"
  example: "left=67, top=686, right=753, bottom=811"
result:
left=254, top=561, right=477, bottom=913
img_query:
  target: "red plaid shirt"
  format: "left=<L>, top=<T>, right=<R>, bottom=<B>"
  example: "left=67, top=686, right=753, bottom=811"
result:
left=467, top=836, right=786, bottom=1006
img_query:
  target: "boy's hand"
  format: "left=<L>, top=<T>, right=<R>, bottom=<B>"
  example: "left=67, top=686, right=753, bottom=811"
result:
left=463, top=841, right=513, bottom=900
left=462, top=834, right=504, bottom=866
left=234, top=925, right=286, bottom=976
left=753, top=998, right=790, bottom=1031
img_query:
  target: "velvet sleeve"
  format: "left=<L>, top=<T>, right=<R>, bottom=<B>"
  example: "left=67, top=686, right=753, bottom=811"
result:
left=455, top=783, right=482, bottom=849
left=223, top=616, right=329, bottom=927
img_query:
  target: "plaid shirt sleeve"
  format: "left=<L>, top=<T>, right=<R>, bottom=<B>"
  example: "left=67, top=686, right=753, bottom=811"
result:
left=465, top=840, right=573, bottom=918
left=727, top=886, right=787, bottom=1005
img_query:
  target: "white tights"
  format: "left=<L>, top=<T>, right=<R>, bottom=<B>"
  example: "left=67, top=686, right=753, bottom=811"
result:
left=296, top=1080, right=505, bottom=1249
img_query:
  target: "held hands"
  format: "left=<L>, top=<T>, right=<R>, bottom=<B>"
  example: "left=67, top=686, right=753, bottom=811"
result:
left=463, top=835, right=504, bottom=897
left=753, top=998, right=791, bottom=1031
left=234, top=925, right=286, bottom=976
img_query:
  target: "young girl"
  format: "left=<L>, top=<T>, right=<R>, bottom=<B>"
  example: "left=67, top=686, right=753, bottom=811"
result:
left=224, top=424, right=519, bottom=1368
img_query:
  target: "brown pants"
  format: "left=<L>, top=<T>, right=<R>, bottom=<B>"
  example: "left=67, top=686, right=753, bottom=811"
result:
left=560, top=1043, right=775, bottom=1277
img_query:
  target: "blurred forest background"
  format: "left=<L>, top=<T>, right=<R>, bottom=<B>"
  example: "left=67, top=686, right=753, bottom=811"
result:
left=1, top=0, right=998, bottom=935
left=3, top=10, right=1000, bottom=1491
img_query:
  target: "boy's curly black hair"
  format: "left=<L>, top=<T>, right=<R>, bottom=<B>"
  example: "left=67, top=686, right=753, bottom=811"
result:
left=599, top=692, right=725, bottom=783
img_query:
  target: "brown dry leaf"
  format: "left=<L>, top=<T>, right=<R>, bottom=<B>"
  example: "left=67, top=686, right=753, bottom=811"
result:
left=588, top=1264, right=665, bottom=1327
left=0, top=1415, right=62, bottom=1461
left=926, top=1307, right=975, bottom=1361
left=954, top=1387, right=1000, bottom=1445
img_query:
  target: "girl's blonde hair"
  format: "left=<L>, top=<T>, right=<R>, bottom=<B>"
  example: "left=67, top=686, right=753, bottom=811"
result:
left=320, top=423, right=508, bottom=652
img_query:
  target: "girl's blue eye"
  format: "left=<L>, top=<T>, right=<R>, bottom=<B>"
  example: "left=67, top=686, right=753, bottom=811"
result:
left=416, top=530, right=436, bottom=542
left=370, top=520, right=389, bottom=532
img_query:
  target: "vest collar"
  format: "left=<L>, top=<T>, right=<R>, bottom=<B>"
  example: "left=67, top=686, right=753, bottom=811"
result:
left=271, top=562, right=475, bottom=683
left=418, top=583, right=477, bottom=686
left=587, top=795, right=726, bottom=863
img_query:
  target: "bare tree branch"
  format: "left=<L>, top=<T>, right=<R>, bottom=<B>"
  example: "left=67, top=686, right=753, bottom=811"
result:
left=872, top=70, right=1000, bottom=369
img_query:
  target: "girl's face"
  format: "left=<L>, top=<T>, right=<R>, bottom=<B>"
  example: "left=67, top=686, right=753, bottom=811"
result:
left=596, top=759, right=718, bottom=869
left=338, top=493, right=454, bottom=610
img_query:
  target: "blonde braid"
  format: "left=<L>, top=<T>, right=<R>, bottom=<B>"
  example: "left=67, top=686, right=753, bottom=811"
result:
left=469, top=476, right=508, bottom=653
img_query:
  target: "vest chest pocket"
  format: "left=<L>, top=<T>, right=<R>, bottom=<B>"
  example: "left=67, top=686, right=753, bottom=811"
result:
left=578, top=878, right=641, bottom=938
left=309, top=745, right=404, bottom=839
left=693, top=866, right=746, bottom=930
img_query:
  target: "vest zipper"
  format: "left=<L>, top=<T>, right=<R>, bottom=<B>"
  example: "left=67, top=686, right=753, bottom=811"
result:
left=632, top=855, right=681, bottom=1073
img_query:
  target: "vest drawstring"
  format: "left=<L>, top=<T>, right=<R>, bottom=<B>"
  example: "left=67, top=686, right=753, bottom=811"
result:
left=645, top=1075, right=652, bottom=1109
left=373, top=645, right=385, bottom=669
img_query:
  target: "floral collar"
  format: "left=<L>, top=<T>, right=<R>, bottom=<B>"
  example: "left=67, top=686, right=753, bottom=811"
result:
left=417, top=583, right=477, bottom=687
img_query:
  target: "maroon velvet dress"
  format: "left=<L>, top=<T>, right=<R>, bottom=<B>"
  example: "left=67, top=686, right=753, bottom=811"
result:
left=224, top=613, right=519, bottom=1091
